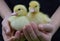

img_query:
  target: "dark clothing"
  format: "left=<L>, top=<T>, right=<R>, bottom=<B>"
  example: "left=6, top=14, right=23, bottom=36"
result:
left=0, top=0, right=60, bottom=41
left=0, top=17, right=4, bottom=41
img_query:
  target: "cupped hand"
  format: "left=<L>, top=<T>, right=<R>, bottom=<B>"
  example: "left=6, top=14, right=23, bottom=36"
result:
left=2, top=15, right=16, bottom=41
left=23, top=22, right=54, bottom=41
left=2, top=15, right=27, bottom=41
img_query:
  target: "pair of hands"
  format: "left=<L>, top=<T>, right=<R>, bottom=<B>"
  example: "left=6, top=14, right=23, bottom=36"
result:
left=2, top=16, right=54, bottom=41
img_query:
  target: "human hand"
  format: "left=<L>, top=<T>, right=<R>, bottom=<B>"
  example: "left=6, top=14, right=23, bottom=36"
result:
left=2, top=15, right=27, bottom=41
left=2, top=15, right=16, bottom=41
left=23, top=22, right=54, bottom=41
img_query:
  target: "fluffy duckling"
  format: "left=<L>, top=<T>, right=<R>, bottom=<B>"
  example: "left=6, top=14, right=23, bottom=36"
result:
left=27, top=1, right=51, bottom=24
left=8, top=4, right=29, bottom=30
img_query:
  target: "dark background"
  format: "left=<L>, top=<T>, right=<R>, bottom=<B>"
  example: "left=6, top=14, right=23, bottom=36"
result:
left=0, top=0, right=60, bottom=41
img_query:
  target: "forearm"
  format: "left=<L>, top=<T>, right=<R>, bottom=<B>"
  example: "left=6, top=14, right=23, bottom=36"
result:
left=50, top=6, right=60, bottom=35
left=0, top=0, right=12, bottom=19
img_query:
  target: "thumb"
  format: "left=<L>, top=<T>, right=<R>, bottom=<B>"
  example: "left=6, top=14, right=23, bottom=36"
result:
left=38, top=24, right=53, bottom=33
left=38, top=31, right=51, bottom=41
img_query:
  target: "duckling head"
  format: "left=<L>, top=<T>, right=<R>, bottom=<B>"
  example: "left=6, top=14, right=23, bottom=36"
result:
left=13, top=4, right=27, bottom=16
left=29, top=1, right=40, bottom=13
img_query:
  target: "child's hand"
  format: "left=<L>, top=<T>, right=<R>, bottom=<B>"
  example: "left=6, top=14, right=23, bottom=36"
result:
left=23, top=22, right=54, bottom=41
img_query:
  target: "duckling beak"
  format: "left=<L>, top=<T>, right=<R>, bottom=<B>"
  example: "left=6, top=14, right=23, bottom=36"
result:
left=29, top=8, right=35, bottom=13
left=11, top=12, right=17, bottom=16
left=27, top=8, right=35, bottom=16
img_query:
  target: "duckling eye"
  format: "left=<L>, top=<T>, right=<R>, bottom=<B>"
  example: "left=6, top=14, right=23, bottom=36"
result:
left=18, top=9, right=21, bottom=11
left=35, top=6, right=37, bottom=7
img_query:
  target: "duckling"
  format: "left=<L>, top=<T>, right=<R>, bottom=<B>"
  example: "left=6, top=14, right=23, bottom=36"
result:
left=27, top=1, right=51, bottom=24
left=8, top=4, right=29, bottom=30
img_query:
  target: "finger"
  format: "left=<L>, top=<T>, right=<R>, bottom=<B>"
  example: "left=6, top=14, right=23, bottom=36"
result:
left=38, top=24, right=53, bottom=33
left=2, top=29, right=8, bottom=41
left=8, top=36, right=20, bottom=41
left=2, top=28, right=11, bottom=41
left=26, top=24, right=40, bottom=41
left=3, top=26, right=15, bottom=37
left=14, top=31, right=21, bottom=39
left=31, top=22, right=49, bottom=41
left=8, top=31, right=21, bottom=41
left=20, top=33, right=26, bottom=41
left=2, top=27, right=16, bottom=41
left=8, top=36, right=16, bottom=41
left=2, top=20, right=11, bottom=35
left=15, top=31, right=26, bottom=41
left=23, top=26, right=32, bottom=41
left=30, top=22, right=41, bottom=41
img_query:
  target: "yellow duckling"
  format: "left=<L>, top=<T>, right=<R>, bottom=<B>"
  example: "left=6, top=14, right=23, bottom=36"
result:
left=8, top=4, right=29, bottom=30
left=27, top=1, right=51, bottom=24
